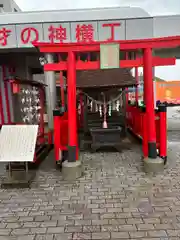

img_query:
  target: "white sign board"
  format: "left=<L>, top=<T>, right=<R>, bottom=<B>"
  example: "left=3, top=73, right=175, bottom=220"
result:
left=0, top=125, right=38, bottom=162
left=100, top=43, right=120, bottom=69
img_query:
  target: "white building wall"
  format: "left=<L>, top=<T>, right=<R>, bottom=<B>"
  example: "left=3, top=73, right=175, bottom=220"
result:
left=0, top=0, right=21, bottom=12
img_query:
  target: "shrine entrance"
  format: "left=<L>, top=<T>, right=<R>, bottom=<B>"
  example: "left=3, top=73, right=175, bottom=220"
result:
left=34, top=36, right=179, bottom=168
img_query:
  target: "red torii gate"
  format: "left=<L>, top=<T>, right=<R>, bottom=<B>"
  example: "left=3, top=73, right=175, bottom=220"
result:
left=34, top=36, right=179, bottom=163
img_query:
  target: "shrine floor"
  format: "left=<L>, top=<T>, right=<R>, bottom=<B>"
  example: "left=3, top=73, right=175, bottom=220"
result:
left=0, top=132, right=180, bottom=239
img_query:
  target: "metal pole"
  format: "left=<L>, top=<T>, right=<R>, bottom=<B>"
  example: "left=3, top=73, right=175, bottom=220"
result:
left=44, top=54, right=56, bottom=130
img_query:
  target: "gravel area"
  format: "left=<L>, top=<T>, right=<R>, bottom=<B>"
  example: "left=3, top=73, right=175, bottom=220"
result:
left=0, top=132, right=179, bottom=239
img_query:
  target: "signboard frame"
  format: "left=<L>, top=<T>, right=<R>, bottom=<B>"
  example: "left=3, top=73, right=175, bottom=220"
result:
left=100, top=43, right=120, bottom=69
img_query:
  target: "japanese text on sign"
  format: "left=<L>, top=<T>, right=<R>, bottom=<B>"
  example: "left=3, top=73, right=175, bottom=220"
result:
left=21, top=27, right=39, bottom=44
left=0, top=21, right=123, bottom=47
left=102, top=23, right=121, bottom=41
left=76, top=24, right=94, bottom=43
left=0, top=28, right=11, bottom=46
left=48, top=25, right=67, bottom=43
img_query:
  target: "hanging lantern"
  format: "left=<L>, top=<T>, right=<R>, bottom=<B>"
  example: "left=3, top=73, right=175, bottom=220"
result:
left=116, top=100, right=120, bottom=112
left=102, top=92, right=108, bottom=129
left=95, top=103, right=98, bottom=112
left=90, top=100, right=93, bottom=112
left=108, top=104, right=112, bottom=116
left=10, top=80, right=20, bottom=94
left=99, top=105, right=102, bottom=117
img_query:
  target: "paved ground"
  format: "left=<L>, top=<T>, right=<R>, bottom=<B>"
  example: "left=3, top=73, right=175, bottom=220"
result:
left=0, top=132, right=180, bottom=239
left=167, top=106, right=180, bottom=131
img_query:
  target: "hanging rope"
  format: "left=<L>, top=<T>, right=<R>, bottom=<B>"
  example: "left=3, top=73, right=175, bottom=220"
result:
left=81, top=90, right=124, bottom=106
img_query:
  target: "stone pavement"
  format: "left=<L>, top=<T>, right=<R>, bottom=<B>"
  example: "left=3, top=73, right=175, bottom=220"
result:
left=0, top=132, right=180, bottom=239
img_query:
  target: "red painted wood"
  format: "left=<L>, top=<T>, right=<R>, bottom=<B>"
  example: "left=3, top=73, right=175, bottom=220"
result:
left=35, top=36, right=172, bottom=161
left=144, top=48, right=157, bottom=147
left=44, top=57, right=175, bottom=71
left=34, top=36, right=180, bottom=52
left=67, top=51, right=77, bottom=157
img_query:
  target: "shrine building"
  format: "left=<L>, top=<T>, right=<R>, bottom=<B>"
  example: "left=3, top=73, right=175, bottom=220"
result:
left=0, top=0, right=180, bottom=179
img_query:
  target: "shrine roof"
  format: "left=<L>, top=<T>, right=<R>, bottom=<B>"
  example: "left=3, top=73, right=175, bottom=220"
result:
left=76, top=68, right=136, bottom=88
left=0, top=7, right=150, bottom=25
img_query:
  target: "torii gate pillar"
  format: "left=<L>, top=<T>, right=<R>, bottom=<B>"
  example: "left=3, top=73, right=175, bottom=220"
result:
left=144, top=48, right=157, bottom=158
left=143, top=47, right=164, bottom=172
left=62, top=50, right=82, bottom=180
left=67, top=51, right=77, bottom=162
